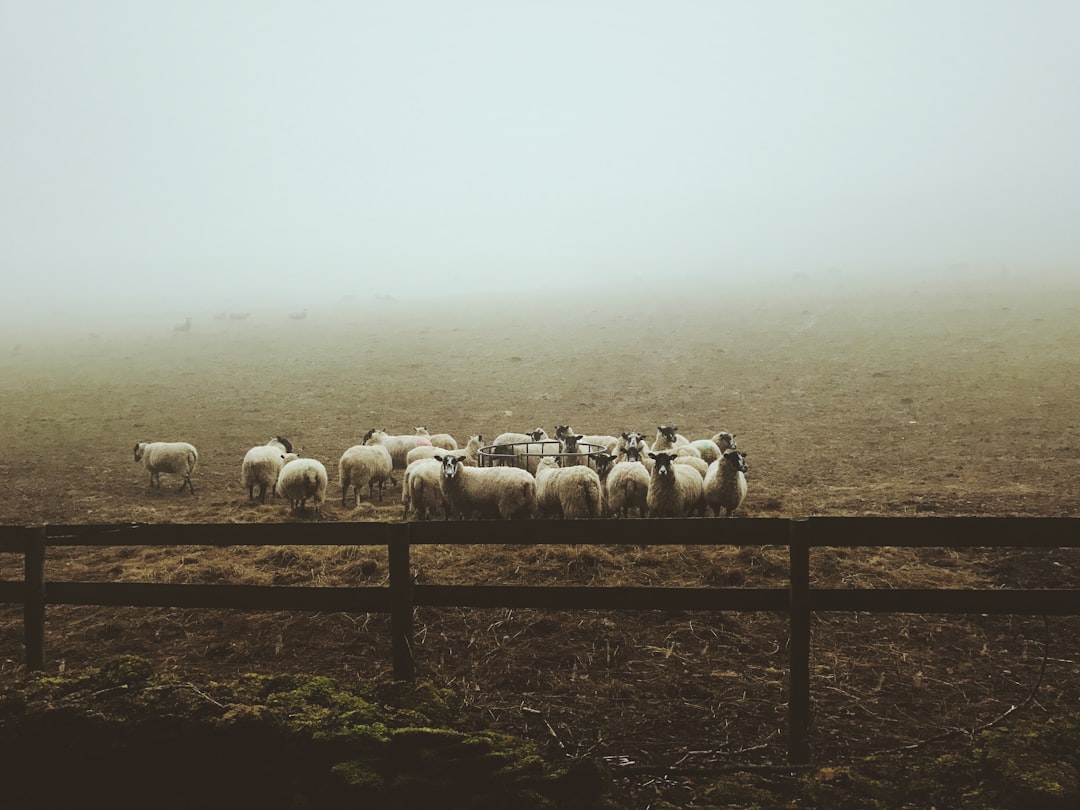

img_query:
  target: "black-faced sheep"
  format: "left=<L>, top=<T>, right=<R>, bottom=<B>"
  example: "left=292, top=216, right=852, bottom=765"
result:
left=703, top=448, right=748, bottom=516
left=435, top=454, right=536, bottom=520
left=134, top=441, right=198, bottom=494
left=646, top=451, right=705, bottom=518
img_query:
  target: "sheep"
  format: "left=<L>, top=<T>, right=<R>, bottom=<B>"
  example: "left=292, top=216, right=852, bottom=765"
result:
left=414, top=426, right=457, bottom=451
left=688, top=439, right=723, bottom=465
left=652, top=425, right=690, bottom=452
left=614, top=432, right=650, bottom=463
left=133, top=441, right=198, bottom=494
left=593, top=453, right=651, bottom=519
left=711, top=431, right=739, bottom=452
left=673, top=454, right=710, bottom=478
left=488, top=428, right=548, bottom=467
left=362, top=428, right=429, bottom=477
left=435, top=453, right=536, bottom=520
left=646, top=451, right=705, bottom=518
left=534, top=456, right=603, bottom=519
left=173, top=317, right=191, bottom=332
left=704, top=448, right=748, bottom=516
left=554, top=425, right=619, bottom=454
left=288, top=308, right=308, bottom=320
left=241, top=436, right=295, bottom=503
left=402, top=458, right=446, bottom=520
left=406, top=434, right=482, bottom=467
left=275, top=456, right=329, bottom=516
left=339, top=441, right=394, bottom=506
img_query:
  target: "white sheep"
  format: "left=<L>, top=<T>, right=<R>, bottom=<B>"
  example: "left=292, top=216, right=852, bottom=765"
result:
left=646, top=451, right=705, bottom=518
left=555, top=425, right=619, bottom=455
left=488, top=428, right=548, bottom=467
left=415, top=426, right=458, bottom=451
left=339, top=441, right=394, bottom=506
left=402, top=458, right=446, bottom=520
left=241, top=436, right=295, bottom=503
left=674, top=454, right=710, bottom=478
left=133, top=441, right=198, bottom=494
left=362, top=428, right=430, bottom=474
left=435, top=453, right=536, bottom=520
left=608, top=461, right=651, bottom=518
left=275, top=456, right=329, bottom=516
left=688, top=439, right=722, bottom=465
left=711, top=431, right=739, bottom=452
left=704, top=448, right=748, bottom=516
left=614, top=432, right=650, bottom=463
left=534, top=456, right=603, bottom=519
left=406, top=434, right=483, bottom=467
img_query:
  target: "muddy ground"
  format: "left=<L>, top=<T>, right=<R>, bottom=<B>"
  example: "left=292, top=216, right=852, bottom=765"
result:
left=2, top=273, right=1079, bottom=797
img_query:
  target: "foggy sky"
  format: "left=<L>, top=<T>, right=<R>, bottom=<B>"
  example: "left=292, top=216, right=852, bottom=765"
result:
left=4, top=1, right=1080, bottom=320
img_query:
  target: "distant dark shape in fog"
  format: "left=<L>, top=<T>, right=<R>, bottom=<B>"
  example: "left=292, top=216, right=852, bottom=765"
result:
left=3, top=1, right=1080, bottom=329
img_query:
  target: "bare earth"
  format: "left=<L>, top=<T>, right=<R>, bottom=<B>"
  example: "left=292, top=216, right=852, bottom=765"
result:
left=2, top=273, right=1079, bottom=790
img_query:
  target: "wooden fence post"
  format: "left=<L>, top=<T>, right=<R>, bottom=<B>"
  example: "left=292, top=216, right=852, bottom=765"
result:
left=387, top=522, right=415, bottom=682
left=788, top=517, right=811, bottom=765
left=24, top=527, right=46, bottom=671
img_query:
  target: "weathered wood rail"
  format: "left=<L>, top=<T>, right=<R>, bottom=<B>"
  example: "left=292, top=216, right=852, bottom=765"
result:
left=2, top=516, right=1079, bottom=765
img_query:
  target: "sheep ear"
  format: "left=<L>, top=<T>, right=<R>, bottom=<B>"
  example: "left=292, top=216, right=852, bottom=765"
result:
left=648, top=452, right=658, bottom=460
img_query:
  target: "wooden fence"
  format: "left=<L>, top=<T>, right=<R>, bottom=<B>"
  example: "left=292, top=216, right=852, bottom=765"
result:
left=2, top=516, right=1079, bottom=765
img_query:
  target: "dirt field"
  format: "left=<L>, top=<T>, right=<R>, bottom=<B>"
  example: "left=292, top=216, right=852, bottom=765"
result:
left=2, top=272, right=1079, bottom=793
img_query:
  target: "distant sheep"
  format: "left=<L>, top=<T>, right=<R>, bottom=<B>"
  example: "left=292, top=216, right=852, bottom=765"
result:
left=646, top=451, right=705, bottom=518
left=488, top=428, right=548, bottom=468
left=415, top=427, right=457, bottom=451
left=704, top=448, right=748, bottom=516
left=406, top=434, right=483, bottom=467
left=555, top=425, right=619, bottom=454
left=276, top=457, right=329, bottom=516
left=134, top=441, right=198, bottom=494
left=534, top=456, right=603, bottom=519
left=339, top=441, right=394, bottom=506
left=435, top=453, right=536, bottom=520
left=402, top=458, right=446, bottom=520
left=652, top=425, right=690, bottom=452
left=241, top=436, right=295, bottom=503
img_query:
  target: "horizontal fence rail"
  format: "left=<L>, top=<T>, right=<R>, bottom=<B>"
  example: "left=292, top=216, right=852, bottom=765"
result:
left=1, top=516, right=1079, bottom=766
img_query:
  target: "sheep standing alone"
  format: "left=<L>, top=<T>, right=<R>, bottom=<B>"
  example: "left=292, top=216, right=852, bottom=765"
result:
left=339, top=441, right=394, bottom=506
left=704, top=448, right=748, bottom=516
left=241, top=436, right=295, bottom=503
left=402, top=458, right=446, bottom=520
left=646, top=451, right=705, bottom=518
left=435, top=454, right=536, bottom=520
left=134, top=441, right=198, bottom=494
left=534, top=456, right=603, bottom=519
left=275, top=457, right=329, bottom=516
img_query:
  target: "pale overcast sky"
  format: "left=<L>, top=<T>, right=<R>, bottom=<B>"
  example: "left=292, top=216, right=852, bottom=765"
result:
left=4, top=1, right=1080, bottom=316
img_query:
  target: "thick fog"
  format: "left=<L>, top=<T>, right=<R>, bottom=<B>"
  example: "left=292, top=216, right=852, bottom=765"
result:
left=4, top=1, right=1080, bottom=337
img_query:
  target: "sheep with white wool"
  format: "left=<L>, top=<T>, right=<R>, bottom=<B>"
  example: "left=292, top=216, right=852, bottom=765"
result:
left=362, top=428, right=428, bottom=479
left=414, top=426, right=457, bottom=451
left=534, top=456, right=603, bottom=519
left=241, top=436, right=295, bottom=503
left=402, top=458, right=446, bottom=520
left=555, top=425, right=619, bottom=454
left=652, top=425, right=690, bottom=452
left=275, top=456, right=329, bottom=516
left=339, top=440, right=394, bottom=506
left=592, top=452, right=650, bottom=519
left=646, top=451, right=706, bottom=517
left=704, top=448, right=748, bottom=516
left=488, top=428, right=549, bottom=468
left=435, top=453, right=536, bottom=520
left=407, top=434, right=483, bottom=467
left=134, top=441, right=199, bottom=494
left=673, top=454, right=710, bottom=478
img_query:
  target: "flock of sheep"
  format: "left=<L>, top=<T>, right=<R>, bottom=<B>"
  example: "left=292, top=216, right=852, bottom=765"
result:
left=131, top=425, right=749, bottom=520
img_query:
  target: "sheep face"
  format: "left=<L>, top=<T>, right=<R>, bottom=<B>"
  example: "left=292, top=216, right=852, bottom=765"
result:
left=436, top=454, right=463, bottom=480
left=133, top=443, right=145, bottom=462
left=657, top=426, right=679, bottom=444
left=724, top=449, right=748, bottom=474
left=649, top=451, right=678, bottom=476
left=590, top=452, right=617, bottom=477
left=554, top=425, right=573, bottom=440
left=528, top=428, right=547, bottom=441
